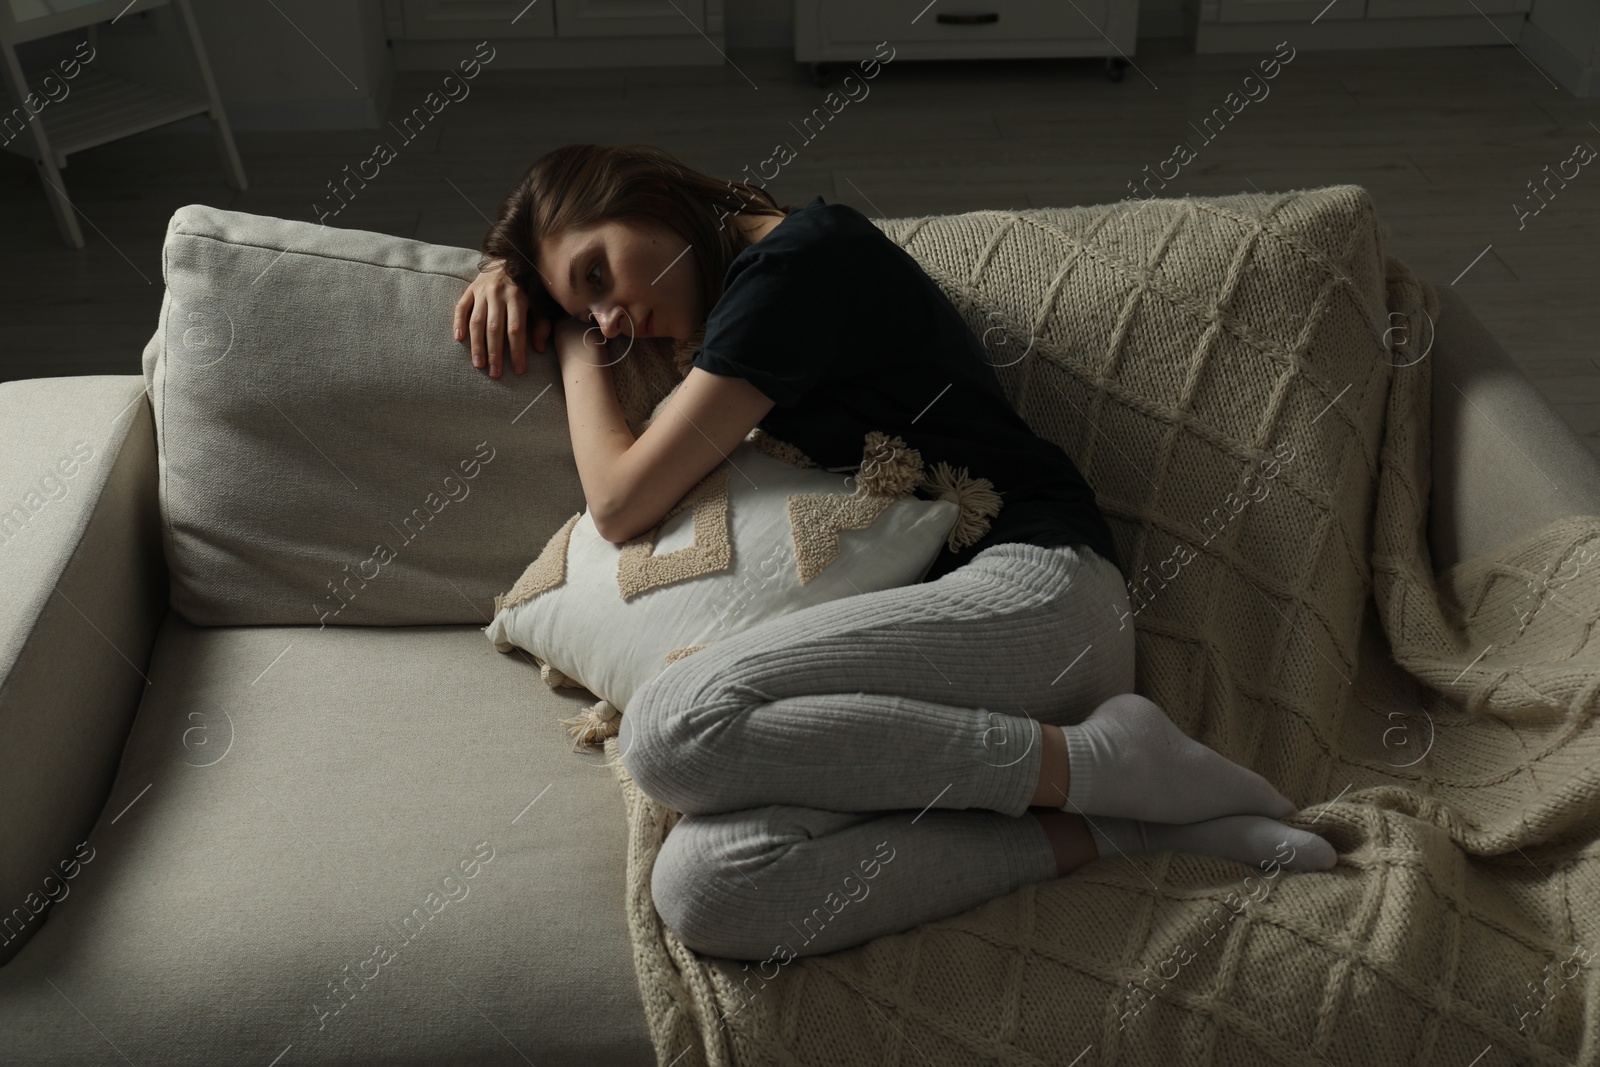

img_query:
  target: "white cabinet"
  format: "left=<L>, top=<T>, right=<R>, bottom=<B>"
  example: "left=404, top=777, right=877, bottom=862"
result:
left=1364, top=0, right=1528, bottom=15
left=1197, top=0, right=1531, bottom=50
left=384, top=0, right=723, bottom=67
left=795, top=0, right=1140, bottom=67
left=553, top=0, right=704, bottom=37
left=397, top=0, right=554, bottom=38
left=1207, top=0, right=1530, bottom=18
left=814, top=0, right=1110, bottom=46
left=1216, top=0, right=1359, bottom=22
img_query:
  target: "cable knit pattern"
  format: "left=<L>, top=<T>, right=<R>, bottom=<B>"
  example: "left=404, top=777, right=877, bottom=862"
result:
left=600, top=186, right=1600, bottom=1067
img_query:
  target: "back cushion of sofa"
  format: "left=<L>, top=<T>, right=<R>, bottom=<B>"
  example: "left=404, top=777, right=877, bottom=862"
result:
left=143, top=205, right=587, bottom=626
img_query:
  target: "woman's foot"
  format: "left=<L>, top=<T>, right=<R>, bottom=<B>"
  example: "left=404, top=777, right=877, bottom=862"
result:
left=1087, top=812, right=1337, bottom=872
left=1056, top=694, right=1297, bottom=824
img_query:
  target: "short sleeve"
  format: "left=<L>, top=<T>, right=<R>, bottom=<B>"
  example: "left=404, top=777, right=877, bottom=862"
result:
left=691, top=255, right=836, bottom=409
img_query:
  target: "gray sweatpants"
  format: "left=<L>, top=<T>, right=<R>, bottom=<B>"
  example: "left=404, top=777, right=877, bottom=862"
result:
left=619, top=541, right=1136, bottom=962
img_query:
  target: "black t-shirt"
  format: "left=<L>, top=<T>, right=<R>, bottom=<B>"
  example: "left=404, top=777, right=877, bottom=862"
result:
left=691, top=195, right=1125, bottom=585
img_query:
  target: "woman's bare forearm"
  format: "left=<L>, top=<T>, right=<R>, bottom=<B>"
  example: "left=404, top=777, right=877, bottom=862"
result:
left=555, top=324, right=636, bottom=537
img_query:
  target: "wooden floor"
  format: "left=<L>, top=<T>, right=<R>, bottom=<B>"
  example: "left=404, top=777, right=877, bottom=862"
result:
left=3, top=40, right=1599, bottom=453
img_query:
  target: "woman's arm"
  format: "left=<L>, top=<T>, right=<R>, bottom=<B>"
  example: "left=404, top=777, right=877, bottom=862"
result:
left=553, top=319, right=634, bottom=534
left=553, top=318, right=777, bottom=544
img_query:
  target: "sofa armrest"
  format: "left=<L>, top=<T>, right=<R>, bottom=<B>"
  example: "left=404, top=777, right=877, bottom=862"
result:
left=0, top=376, right=166, bottom=965
left=1427, top=285, right=1600, bottom=574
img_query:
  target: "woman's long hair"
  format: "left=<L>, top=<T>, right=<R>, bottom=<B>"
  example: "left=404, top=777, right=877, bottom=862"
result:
left=480, top=143, right=792, bottom=337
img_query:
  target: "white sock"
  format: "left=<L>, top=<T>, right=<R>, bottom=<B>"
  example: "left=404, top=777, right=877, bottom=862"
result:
left=1087, top=813, right=1337, bottom=872
left=1060, top=693, right=1297, bottom=824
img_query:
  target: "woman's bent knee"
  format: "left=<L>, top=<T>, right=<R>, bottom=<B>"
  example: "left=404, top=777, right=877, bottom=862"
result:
left=618, top=697, right=690, bottom=813
left=651, top=813, right=779, bottom=960
left=620, top=670, right=747, bottom=816
left=651, top=806, right=878, bottom=960
left=617, top=670, right=688, bottom=809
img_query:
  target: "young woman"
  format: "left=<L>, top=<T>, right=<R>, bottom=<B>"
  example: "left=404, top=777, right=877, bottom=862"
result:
left=453, top=143, right=1336, bottom=961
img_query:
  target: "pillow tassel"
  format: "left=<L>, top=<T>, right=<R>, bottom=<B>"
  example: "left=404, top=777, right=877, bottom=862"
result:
left=851, top=432, right=925, bottom=497
left=920, top=460, right=1003, bottom=552
left=560, top=699, right=620, bottom=749
left=538, top=659, right=584, bottom=690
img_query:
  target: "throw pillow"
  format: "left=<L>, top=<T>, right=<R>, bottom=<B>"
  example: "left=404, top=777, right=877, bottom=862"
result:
left=484, top=421, right=970, bottom=745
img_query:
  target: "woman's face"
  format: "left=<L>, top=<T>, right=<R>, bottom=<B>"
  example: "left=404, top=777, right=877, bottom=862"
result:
left=536, top=217, right=703, bottom=342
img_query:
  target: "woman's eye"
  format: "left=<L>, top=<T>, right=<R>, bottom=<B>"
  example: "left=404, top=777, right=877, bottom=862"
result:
left=587, top=262, right=602, bottom=287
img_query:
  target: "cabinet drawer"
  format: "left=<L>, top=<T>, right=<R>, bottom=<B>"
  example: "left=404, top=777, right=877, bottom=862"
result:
left=399, top=0, right=555, bottom=38
left=554, top=0, right=704, bottom=37
left=1216, top=0, right=1361, bottom=21
left=1365, top=0, right=1528, bottom=15
left=817, top=0, right=1111, bottom=44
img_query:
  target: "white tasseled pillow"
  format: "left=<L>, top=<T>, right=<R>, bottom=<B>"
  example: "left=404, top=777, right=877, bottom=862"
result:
left=483, top=426, right=961, bottom=746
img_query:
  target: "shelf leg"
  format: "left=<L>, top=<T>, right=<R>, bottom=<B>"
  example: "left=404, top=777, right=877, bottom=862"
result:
left=209, top=110, right=247, bottom=191
left=0, top=40, right=83, bottom=247
left=174, top=0, right=247, bottom=191
left=34, top=153, right=85, bottom=249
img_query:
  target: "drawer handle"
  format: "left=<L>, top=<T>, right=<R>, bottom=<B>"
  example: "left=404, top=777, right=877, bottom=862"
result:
left=935, top=12, right=1000, bottom=24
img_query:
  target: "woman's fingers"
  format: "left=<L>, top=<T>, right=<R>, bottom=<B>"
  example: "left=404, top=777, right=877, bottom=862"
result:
left=484, top=290, right=504, bottom=377
left=506, top=296, right=527, bottom=375
left=459, top=267, right=535, bottom=377
left=453, top=286, right=472, bottom=343
left=468, top=288, right=487, bottom=370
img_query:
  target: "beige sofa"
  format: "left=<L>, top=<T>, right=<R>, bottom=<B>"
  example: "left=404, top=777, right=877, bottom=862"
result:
left=3, top=203, right=1599, bottom=1066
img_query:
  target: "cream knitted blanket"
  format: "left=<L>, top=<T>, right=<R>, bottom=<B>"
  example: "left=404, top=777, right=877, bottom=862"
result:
left=602, top=187, right=1600, bottom=1066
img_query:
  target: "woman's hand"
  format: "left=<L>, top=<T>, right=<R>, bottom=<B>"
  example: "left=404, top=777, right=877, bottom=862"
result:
left=453, top=259, right=554, bottom=378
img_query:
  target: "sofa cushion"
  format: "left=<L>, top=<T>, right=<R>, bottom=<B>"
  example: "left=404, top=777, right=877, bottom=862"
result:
left=0, top=616, right=653, bottom=1066
left=141, top=205, right=587, bottom=626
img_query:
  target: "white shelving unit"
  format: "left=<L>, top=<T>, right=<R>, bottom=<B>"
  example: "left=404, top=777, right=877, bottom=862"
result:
left=0, top=0, right=246, bottom=248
